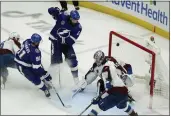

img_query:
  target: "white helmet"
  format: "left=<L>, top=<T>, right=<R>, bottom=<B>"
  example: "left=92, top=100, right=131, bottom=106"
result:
left=9, top=32, right=20, bottom=41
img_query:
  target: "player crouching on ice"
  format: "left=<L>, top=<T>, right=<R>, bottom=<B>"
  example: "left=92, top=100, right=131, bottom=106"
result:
left=14, top=33, right=52, bottom=97
left=86, top=51, right=138, bottom=116
left=48, top=7, right=82, bottom=85
left=0, top=32, right=21, bottom=89
left=74, top=50, right=135, bottom=103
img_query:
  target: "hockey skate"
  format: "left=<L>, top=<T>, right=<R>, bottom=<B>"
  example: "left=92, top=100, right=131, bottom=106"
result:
left=129, top=110, right=138, bottom=116
left=44, top=89, right=51, bottom=98
left=75, top=6, right=80, bottom=10
left=43, top=80, right=52, bottom=90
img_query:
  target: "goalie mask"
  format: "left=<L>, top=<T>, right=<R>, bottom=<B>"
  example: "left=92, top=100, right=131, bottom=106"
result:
left=94, top=50, right=105, bottom=66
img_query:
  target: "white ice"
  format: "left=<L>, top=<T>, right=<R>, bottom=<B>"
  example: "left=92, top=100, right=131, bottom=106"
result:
left=1, top=2, right=169, bottom=115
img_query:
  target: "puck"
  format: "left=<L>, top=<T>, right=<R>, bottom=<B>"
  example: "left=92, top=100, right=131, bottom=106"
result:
left=116, top=43, right=120, bottom=46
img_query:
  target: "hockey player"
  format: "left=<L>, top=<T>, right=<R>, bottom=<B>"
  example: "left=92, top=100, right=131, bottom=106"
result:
left=87, top=51, right=138, bottom=116
left=48, top=7, right=82, bottom=84
left=0, top=32, right=21, bottom=88
left=59, top=1, right=80, bottom=12
left=14, top=33, right=52, bottom=97
left=74, top=50, right=134, bottom=93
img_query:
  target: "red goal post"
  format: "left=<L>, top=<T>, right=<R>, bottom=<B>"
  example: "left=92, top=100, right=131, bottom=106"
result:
left=108, top=31, right=156, bottom=109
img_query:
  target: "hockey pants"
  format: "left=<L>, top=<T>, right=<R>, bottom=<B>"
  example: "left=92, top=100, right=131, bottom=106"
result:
left=50, top=40, right=78, bottom=77
left=16, top=65, right=47, bottom=91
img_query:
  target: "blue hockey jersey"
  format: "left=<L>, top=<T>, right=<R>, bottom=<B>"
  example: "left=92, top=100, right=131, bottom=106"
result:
left=48, top=7, right=82, bottom=46
left=15, top=39, right=45, bottom=76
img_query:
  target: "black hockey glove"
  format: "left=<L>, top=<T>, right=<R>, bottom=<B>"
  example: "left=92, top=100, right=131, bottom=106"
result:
left=48, top=7, right=60, bottom=19
left=91, top=96, right=101, bottom=105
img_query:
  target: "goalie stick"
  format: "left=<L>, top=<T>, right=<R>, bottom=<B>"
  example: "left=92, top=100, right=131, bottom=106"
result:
left=72, top=87, right=83, bottom=99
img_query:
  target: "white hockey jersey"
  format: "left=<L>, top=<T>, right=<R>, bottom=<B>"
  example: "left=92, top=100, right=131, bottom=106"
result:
left=101, top=60, right=125, bottom=88
left=0, top=39, right=21, bottom=55
left=85, top=56, right=130, bottom=85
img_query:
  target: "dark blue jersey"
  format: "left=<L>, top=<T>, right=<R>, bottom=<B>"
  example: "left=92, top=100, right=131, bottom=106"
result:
left=15, top=39, right=45, bottom=75
left=48, top=7, right=82, bottom=46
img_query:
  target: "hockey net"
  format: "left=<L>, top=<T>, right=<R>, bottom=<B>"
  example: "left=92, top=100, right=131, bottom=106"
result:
left=108, top=31, right=169, bottom=109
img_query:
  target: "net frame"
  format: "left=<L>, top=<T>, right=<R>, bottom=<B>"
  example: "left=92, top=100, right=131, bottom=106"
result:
left=108, top=31, right=156, bottom=109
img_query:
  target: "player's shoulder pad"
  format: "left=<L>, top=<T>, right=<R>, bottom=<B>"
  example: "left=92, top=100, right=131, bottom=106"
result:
left=106, top=56, right=117, bottom=62
left=61, top=12, right=70, bottom=19
left=29, top=45, right=40, bottom=54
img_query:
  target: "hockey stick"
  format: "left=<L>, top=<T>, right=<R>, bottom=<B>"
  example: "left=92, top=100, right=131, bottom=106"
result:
left=51, top=83, right=72, bottom=108
left=79, top=85, right=103, bottom=116
left=58, top=64, right=61, bottom=88
left=72, top=81, right=86, bottom=99
left=79, top=103, right=92, bottom=115
left=72, top=87, right=82, bottom=99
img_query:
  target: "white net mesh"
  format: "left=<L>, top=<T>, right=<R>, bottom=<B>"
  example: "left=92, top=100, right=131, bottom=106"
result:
left=108, top=31, right=169, bottom=110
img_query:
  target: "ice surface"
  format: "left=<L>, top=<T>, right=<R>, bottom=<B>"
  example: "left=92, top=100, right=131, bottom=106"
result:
left=1, top=2, right=169, bottom=115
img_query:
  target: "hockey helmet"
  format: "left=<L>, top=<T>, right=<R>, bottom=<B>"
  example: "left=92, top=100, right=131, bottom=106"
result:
left=31, top=33, right=42, bottom=43
left=70, top=10, right=80, bottom=20
left=94, top=50, right=105, bottom=66
left=9, top=32, right=20, bottom=41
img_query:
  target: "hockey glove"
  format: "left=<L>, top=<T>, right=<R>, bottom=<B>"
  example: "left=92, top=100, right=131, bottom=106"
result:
left=91, top=96, right=101, bottom=105
left=48, top=7, right=60, bottom=18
